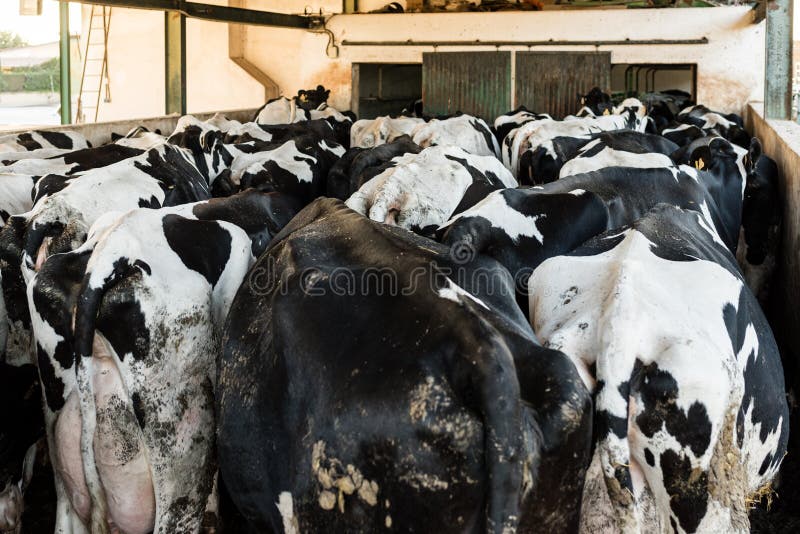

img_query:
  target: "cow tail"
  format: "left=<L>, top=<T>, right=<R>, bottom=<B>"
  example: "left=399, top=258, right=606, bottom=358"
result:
left=73, top=274, right=112, bottom=534
left=473, top=333, right=525, bottom=534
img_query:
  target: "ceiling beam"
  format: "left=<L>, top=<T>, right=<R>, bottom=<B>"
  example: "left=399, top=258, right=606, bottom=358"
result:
left=77, top=0, right=312, bottom=29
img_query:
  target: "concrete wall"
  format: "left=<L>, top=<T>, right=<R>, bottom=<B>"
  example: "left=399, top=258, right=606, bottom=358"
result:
left=746, top=103, right=800, bottom=371
left=82, top=4, right=265, bottom=122
left=240, top=5, right=763, bottom=113
left=87, top=5, right=763, bottom=120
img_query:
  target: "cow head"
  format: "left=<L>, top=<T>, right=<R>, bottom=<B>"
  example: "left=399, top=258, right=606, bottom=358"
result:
left=0, top=363, right=43, bottom=534
left=296, top=85, right=330, bottom=111
left=741, top=138, right=781, bottom=265
left=168, top=118, right=234, bottom=186
left=613, top=98, right=648, bottom=131
left=578, top=87, right=613, bottom=116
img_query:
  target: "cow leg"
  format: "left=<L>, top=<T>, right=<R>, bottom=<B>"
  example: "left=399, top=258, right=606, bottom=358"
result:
left=141, top=375, right=216, bottom=533
left=629, top=351, right=746, bottom=534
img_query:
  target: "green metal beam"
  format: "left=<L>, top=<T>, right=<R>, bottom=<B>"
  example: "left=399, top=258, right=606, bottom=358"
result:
left=78, top=0, right=311, bottom=29
left=165, top=11, right=186, bottom=115
left=59, top=1, right=71, bottom=124
left=765, top=0, right=793, bottom=120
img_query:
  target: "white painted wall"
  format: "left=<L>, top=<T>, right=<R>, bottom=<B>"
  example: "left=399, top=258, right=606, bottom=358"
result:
left=88, top=5, right=764, bottom=120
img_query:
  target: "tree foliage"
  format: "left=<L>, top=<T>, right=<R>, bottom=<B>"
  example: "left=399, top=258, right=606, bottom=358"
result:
left=0, top=31, right=27, bottom=50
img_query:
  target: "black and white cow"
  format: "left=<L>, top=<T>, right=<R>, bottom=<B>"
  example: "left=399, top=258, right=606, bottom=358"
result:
left=528, top=204, right=788, bottom=533
left=326, top=136, right=422, bottom=200
left=558, top=131, right=678, bottom=179
left=519, top=130, right=678, bottom=185
left=28, top=189, right=301, bottom=534
left=410, top=114, right=500, bottom=158
left=346, top=145, right=517, bottom=235
left=676, top=105, right=750, bottom=148
left=228, top=136, right=344, bottom=204
left=492, top=107, right=552, bottom=148
left=504, top=100, right=649, bottom=181
left=0, top=143, right=213, bottom=368
left=217, top=197, right=592, bottom=533
left=660, top=122, right=706, bottom=148
left=1, top=144, right=144, bottom=179
left=438, top=157, right=751, bottom=314
left=0, top=130, right=89, bottom=154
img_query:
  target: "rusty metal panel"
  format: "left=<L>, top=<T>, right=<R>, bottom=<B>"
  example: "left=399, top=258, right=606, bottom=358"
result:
left=515, top=52, right=611, bottom=119
left=422, top=52, right=511, bottom=120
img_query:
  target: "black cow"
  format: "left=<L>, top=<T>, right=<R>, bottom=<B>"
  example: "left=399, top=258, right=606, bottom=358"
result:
left=217, top=198, right=592, bottom=533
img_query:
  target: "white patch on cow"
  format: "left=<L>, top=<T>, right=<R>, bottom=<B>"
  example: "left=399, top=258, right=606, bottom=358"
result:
left=444, top=190, right=545, bottom=244
left=225, top=122, right=273, bottom=143
left=697, top=200, right=729, bottom=249
left=0, top=172, right=35, bottom=219
left=559, top=147, right=674, bottom=179
left=661, top=122, right=696, bottom=136
left=276, top=492, right=298, bottom=534
left=346, top=145, right=512, bottom=231
left=350, top=116, right=424, bottom=148
left=505, top=114, right=645, bottom=177
left=569, top=189, right=586, bottom=196
left=410, top=114, right=499, bottom=157
left=230, top=139, right=316, bottom=185
left=319, top=139, right=346, bottom=157
left=437, top=278, right=489, bottom=310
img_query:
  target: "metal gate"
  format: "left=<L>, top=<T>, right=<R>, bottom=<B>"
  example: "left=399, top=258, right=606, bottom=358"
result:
left=514, top=52, right=611, bottom=119
left=422, top=52, right=511, bottom=121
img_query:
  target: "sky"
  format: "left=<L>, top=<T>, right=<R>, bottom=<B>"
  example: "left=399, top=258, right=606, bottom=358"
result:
left=0, top=1, right=82, bottom=46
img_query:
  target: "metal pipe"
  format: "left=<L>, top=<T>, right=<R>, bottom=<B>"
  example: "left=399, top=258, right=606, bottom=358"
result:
left=765, top=0, right=792, bottom=120
left=341, top=38, right=709, bottom=47
left=78, top=0, right=311, bottom=29
left=165, top=11, right=186, bottom=115
left=59, top=1, right=71, bottom=125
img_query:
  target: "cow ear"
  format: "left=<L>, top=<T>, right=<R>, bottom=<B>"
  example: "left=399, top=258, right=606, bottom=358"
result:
left=690, top=145, right=713, bottom=171
left=200, top=130, right=219, bottom=151
left=749, top=137, right=762, bottom=168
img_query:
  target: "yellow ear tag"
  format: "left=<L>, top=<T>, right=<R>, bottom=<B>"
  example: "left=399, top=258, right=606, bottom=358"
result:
left=695, top=158, right=705, bottom=170
left=603, top=108, right=610, bottom=116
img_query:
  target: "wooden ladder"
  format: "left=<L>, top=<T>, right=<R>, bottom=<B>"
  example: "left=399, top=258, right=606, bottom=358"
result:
left=76, top=6, right=111, bottom=123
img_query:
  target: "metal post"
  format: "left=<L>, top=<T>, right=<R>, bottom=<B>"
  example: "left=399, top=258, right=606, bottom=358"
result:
left=164, top=11, right=186, bottom=115
left=59, top=1, right=71, bottom=124
left=765, top=0, right=793, bottom=120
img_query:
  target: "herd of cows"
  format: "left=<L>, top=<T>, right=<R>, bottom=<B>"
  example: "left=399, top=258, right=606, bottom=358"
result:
left=0, top=84, right=791, bottom=534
